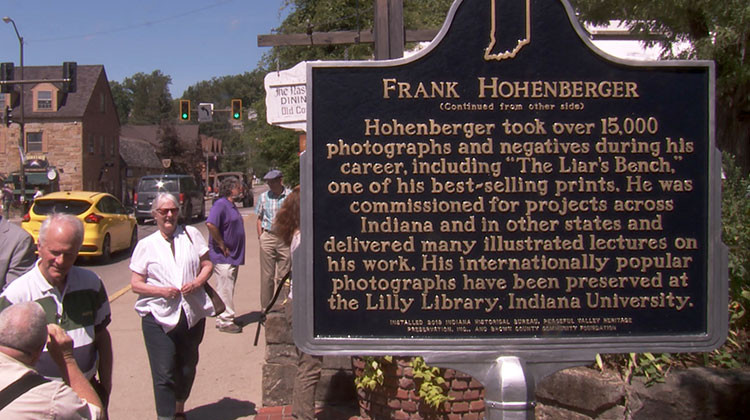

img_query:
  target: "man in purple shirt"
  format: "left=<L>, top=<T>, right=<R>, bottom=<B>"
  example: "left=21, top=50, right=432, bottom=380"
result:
left=206, top=177, right=246, bottom=333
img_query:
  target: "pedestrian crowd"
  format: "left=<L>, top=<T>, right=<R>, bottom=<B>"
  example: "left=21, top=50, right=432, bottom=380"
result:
left=0, top=170, right=315, bottom=420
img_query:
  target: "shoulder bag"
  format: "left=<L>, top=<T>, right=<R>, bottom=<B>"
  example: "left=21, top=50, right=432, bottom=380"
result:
left=184, top=227, right=226, bottom=316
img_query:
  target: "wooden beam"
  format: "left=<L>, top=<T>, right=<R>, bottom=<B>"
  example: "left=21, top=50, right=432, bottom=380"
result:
left=258, top=31, right=373, bottom=47
left=258, top=29, right=438, bottom=48
left=588, top=30, right=667, bottom=41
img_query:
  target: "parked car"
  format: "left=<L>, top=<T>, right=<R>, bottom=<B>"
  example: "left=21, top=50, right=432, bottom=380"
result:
left=134, top=174, right=205, bottom=224
left=21, top=191, right=137, bottom=262
left=214, top=171, right=254, bottom=207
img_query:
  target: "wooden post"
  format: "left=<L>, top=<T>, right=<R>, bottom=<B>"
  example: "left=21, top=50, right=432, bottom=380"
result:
left=374, top=0, right=404, bottom=60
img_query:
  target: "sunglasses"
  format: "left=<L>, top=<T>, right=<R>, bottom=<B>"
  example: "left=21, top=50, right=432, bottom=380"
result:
left=155, top=208, right=179, bottom=216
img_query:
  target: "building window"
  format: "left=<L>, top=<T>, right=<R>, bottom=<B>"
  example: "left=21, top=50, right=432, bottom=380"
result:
left=37, top=91, right=53, bottom=109
left=100, top=136, right=105, bottom=156
left=89, top=135, right=95, bottom=154
left=26, top=132, right=43, bottom=152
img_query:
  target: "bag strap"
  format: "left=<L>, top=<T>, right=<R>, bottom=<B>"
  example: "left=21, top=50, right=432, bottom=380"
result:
left=0, top=372, right=50, bottom=411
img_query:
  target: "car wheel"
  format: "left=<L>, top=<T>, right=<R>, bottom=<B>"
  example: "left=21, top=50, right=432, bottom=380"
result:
left=100, top=234, right=111, bottom=263
left=136, top=217, right=145, bottom=225
left=129, top=227, right=138, bottom=254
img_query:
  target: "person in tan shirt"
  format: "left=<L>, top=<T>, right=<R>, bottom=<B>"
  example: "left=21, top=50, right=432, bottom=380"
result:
left=0, top=301, right=103, bottom=419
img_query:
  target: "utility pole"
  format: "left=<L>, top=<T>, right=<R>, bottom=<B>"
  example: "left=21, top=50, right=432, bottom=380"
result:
left=3, top=16, right=25, bottom=211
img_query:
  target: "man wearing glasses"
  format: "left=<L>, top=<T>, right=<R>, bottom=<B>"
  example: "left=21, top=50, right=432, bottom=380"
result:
left=0, top=214, right=112, bottom=409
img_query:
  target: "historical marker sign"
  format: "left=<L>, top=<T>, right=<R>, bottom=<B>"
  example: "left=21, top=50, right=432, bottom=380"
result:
left=264, top=61, right=307, bottom=131
left=298, top=0, right=727, bottom=356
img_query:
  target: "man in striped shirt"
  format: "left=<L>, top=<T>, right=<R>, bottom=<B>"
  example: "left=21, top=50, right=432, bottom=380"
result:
left=0, top=214, right=112, bottom=407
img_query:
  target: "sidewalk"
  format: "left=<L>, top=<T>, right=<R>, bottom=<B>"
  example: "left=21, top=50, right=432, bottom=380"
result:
left=107, top=211, right=267, bottom=420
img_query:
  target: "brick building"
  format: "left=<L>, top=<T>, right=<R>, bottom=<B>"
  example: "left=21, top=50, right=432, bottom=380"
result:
left=0, top=64, right=121, bottom=199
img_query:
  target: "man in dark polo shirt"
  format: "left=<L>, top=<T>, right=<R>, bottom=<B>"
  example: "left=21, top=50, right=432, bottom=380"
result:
left=206, top=177, right=246, bottom=333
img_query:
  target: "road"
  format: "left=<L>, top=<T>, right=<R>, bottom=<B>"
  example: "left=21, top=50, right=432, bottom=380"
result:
left=79, top=198, right=258, bottom=299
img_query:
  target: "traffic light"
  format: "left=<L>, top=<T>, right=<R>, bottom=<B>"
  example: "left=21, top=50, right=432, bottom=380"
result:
left=62, top=61, right=77, bottom=93
left=180, top=100, right=190, bottom=121
left=231, top=99, right=242, bottom=120
left=0, top=62, right=13, bottom=94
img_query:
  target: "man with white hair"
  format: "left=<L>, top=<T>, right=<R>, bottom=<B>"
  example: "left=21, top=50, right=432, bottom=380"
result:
left=0, top=301, right=103, bottom=419
left=0, top=213, right=112, bottom=408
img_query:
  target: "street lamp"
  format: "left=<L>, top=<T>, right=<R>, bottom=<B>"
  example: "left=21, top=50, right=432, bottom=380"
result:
left=3, top=16, right=26, bottom=211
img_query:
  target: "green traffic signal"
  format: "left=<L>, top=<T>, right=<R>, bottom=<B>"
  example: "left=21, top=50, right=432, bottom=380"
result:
left=179, top=100, right=190, bottom=121
left=231, top=99, right=242, bottom=120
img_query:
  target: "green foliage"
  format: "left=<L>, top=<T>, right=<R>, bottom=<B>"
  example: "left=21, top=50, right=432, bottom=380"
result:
left=263, top=0, right=453, bottom=70
left=182, top=70, right=265, bottom=115
left=156, top=120, right=203, bottom=182
left=109, top=81, right=132, bottom=125
left=570, top=0, right=750, bottom=170
left=597, top=152, right=750, bottom=385
left=411, top=356, right=452, bottom=409
left=116, top=70, right=174, bottom=125
left=245, top=99, right=300, bottom=185
left=354, top=355, right=391, bottom=390
left=722, top=152, right=750, bottom=322
left=355, top=356, right=451, bottom=410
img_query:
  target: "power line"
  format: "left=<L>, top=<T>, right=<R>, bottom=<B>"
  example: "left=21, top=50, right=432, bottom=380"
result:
left=29, top=0, right=238, bottom=43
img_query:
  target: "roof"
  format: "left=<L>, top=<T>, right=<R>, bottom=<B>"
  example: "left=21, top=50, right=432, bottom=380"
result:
left=119, top=137, right=163, bottom=169
left=7, top=65, right=107, bottom=119
left=121, top=124, right=200, bottom=149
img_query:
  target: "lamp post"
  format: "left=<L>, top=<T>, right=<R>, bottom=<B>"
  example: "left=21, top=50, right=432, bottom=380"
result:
left=2, top=16, right=25, bottom=212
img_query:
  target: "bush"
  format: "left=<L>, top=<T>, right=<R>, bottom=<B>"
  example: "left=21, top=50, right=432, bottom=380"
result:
left=599, top=152, right=750, bottom=384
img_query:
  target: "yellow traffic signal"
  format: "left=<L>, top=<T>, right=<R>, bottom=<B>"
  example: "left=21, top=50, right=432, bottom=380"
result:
left=231, top=99, right=242, bottom=120
left=180, top=100, right=190, bottom=120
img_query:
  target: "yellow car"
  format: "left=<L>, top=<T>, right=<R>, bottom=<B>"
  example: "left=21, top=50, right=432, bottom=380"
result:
left=22, top=191, right=137, bottom=261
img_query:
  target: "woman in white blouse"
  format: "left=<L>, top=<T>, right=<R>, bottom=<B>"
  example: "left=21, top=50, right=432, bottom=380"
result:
left=129, top=193, right=214, bottom=420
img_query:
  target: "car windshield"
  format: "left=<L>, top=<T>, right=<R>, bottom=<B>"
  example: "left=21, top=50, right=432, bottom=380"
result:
left=139, top=179, right=178, bottom=192
left=33, top=199, right=92, bottom=215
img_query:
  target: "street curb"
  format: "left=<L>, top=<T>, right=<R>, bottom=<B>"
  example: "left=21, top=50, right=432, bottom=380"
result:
left=108, top=285, right=132, bottom=303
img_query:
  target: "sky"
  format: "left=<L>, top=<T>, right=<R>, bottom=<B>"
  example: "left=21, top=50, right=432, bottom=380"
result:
left=0, top=0, right=289, bottom=97
left=0, top=1, right=668, bottom=100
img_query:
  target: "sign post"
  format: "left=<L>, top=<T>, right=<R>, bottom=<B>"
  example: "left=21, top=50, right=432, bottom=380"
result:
left=301, top=1, right=727, bottom=417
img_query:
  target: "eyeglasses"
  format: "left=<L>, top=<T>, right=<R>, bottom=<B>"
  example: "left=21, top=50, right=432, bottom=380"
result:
left=155, top=208, right=179, bottom=216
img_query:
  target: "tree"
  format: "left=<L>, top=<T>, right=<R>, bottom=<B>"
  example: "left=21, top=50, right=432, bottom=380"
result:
left=569, top=0, right=750, bottom=170
left=249, top=0, right=455, bottom=185
left=118, top=70, right=174, bottom=125
left=109, top=81, right=132, bottom=125
left=181, top=70, right=268, bottom=177
left=263, top=0, right=453, bottom=70
left=246, top=99, right=301, bottom=185
left=157, top=120, right=203, bottom=181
